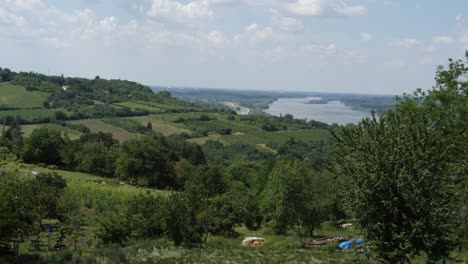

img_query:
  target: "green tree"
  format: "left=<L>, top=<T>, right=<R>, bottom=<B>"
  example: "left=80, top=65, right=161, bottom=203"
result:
left=332, top=54, right=467, bottom=263
left=95, top=211, right=131, bottom=245
left=0, top=172, right=67, bottom=249
left=22, top=127, right=67, bottom=165
left=127, top=193, right=165, bottom=239
left=75, top=142, right=117, bottom=177
left=146, top=121, right=153, bottom=130
left=115, top=136, right=174, bottom=187
left=1, top=121, right=23, bottom=157
left=260, top=159, right=326, bottom=238
left=162, top=193, right=203, bottom=246
left=0, top=173, right=36, bottom=245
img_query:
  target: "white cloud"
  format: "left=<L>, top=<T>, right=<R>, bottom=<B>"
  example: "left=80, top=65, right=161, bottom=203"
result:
left=278, top=15, right=303, bottom=31
left=208, top=30, right=224, bottom=46
left=285, top=0, right=366, bottom=17
left=0, top=7, right=28, bottom=26
left=245, top=23, right=273, bottom=42
left=460, top=30, right=468, bottom=49
left=432, top=35, right=454, bottom=45
left=389, top=38, right=419, bottom=48
left=66, top=8, right=94, bottom=25
left=384, top=59, right=405, bottom=69
left=269, top=8, right=303, bottom=31
left=286, top=0, right=324, bottom=16
left=360, top=32, right=372, bottom=42
left=304, top=43, right=337, bottom=55
left=456, top=15, right=464, bottom=27
left=335, top=5, right=366, bottom=16
left=99, top=16, right=119, bottom=33
left=4, top=0, right=45, bottom=11
left=147, top=0, right=214, bottom=19
left=41, top=37, right=71, bottom=48
left=145, top=30, right=199, bottom=48
left=66, top=9, right=96, bottom=39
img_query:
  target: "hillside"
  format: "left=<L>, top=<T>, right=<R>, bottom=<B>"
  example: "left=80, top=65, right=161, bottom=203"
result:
left=0, top=62, right=466, bottom=264
left=0, top=68, right=333, bottom=155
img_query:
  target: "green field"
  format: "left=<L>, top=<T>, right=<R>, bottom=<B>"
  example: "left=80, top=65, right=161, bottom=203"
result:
left=20, top=124, right=83, bottom=140
left=175, top=117, right=331, bottom=147
left=187, top=133, right=229, bottom=145
left=128, top=116, right=192, bottom=136
left=67, top=119, right=137, bottom=141
left=0, top=161, right=158, bottom=193
left=0, top=83, right=47, bottom=109
left=116, top=100, right=199, bottom=113
left=0, top=108, right=63, bottom=122
left=115, top=101, right=164, bottom=113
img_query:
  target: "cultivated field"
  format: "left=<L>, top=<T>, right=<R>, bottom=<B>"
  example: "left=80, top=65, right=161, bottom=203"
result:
left=128, top=116, right=192, bottom=136
left=67, top=119, right=137, bottom=141
left=0, top=83, right=47, bottom=109
left=0, top=108, right=63, bottom=122
left=20, top=124, right=83, bottom=140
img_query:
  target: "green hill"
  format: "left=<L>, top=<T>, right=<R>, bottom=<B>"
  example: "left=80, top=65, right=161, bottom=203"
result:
left=0, top=83, right=46, bottom=109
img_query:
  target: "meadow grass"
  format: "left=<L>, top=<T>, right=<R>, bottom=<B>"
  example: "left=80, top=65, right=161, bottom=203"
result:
left=67, top=119, right=137, bottom=142
left=187, top=134, right=228, bottom=145
left=0, top=109, right=61, bottom=122
left=19, top=124, right=83, bottom=140
left=128, top=116, right=192, bottom=136
left=116, top=100, right=198, bottom=113
left=116, top=101, right=164, bottom=113
left=0, top=83, right=47, bottom=109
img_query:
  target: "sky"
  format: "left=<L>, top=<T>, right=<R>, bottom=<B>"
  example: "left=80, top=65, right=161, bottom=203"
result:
left=0, top=0, right=468, bottom=95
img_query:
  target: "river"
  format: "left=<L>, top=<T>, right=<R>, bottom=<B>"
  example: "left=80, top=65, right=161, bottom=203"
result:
left=264, top=97, right=372, bottom=125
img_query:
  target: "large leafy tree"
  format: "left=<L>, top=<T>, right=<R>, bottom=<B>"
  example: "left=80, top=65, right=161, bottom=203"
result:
left=333, top=53, right=467, bottom=263
left=260, top=159, right=329, bottom=238
left=22, top=127, right=68, bottom=165
left=0, top=172, right=67, bottom=247
left=115, top=136, right=174, bottom=188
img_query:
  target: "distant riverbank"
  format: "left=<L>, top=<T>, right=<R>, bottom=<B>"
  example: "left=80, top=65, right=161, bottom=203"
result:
left=264, top=97, right=372, bottom=125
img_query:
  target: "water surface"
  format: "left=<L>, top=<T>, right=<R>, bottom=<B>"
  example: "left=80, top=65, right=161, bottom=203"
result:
left=265, top=97, right=371, bottom=125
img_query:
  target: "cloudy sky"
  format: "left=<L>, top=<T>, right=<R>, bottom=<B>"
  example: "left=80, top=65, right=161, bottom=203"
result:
left=1, top=0, right=467, bottom=94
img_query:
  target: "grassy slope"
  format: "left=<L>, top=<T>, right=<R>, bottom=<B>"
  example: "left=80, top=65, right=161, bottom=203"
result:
left=67, top=119, right=137, bottom=142
left=76, top=113, right=331, bottom=148
left=0, top=160, right=167, bottom=206
left=0, top=108, right=63, bottom=121
left=128, top=116, right=192, bottom=136
left=21, top=124, right=83, bottom=140
left=0, top=83, right=47, bottom=109
left=115, top=100, right=199, bottom=113
left=0, top=124, right=83, bottom=140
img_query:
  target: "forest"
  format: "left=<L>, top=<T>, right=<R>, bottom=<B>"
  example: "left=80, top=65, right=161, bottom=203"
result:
left=0, top=53, right=466, bottom=263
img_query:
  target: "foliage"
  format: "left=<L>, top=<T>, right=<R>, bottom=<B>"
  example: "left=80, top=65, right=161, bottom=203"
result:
left=22, top=127, right=68, bottom=165
left=162, top=193, right=204, bottom=246
left=1, top=121, right=23, bottom=156
left=101, top=118, right=151, bottom=135
left=260, top=159, right=330, bottom=238
left=0, top=172, right=67, bottom=244
left=332, top=54, right=468, bottom=263
left=115, top=136, right=176, bottom=188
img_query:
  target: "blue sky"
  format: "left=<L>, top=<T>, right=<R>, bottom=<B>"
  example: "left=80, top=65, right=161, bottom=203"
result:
left=1, top=0, right=467, bottom=95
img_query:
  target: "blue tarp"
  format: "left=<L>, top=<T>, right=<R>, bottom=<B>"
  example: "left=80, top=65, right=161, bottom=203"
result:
left=339, top=239, right=363, bottom=250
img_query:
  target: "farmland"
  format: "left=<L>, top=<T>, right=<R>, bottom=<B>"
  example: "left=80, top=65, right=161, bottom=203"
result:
left=0, top=61, right=466, bottom=264
left=128, top=116, right=191, bottom=135
left=115, top=100, right=200, bottom=113
left=0, top=109, right=62, bottom=123
left=20, top=124, right=83, bottom=140
left=67, top=119, right=137, bottom=141
left=0, top=83, right=46, bottom=109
